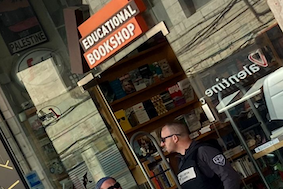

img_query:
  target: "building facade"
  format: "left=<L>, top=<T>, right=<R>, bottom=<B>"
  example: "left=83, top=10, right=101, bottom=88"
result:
left=0, top=0, right=282, bottom=189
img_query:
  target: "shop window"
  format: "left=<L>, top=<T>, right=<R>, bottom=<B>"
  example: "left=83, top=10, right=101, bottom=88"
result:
left=179, top=0, right=211, bottom=17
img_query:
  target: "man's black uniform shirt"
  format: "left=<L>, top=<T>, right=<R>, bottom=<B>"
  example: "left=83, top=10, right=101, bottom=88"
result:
left=177, top=141, right=240, bottom=189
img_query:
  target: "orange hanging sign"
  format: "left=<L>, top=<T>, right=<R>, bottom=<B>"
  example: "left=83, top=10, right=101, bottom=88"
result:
left=78, top=0, right=148, bottom=69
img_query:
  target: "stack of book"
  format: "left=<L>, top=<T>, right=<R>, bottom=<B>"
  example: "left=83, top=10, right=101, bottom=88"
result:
left=167, top=84, right=186, bottom=107
left=231, top=155, right=256, bottom=179
left=177, top=78, right=195, bottom=103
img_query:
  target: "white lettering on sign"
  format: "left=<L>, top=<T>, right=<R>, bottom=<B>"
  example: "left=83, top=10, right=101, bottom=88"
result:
left=86, top=23, right=135, bottom=65
left=9, top=31, right=47, bottom=53
left=81, top=2, right=138, bottom=52
left=178, top=167, right=196, bottom=185
left=200, top=63, right=260, bottom=103
left=200, top=50, right=268, bottom=104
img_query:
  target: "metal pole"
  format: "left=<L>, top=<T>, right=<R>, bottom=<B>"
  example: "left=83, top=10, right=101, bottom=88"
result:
left=130, top=131, right=182, bottom=189
left=236, top=85, right=283, bottom=165
left=218, top=93, right=271, bottom=189
left=235, top=84, right=270, bottom=140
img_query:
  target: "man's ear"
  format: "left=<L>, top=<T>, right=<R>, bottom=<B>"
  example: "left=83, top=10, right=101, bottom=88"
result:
left=173, top=134, right=179, bottom=143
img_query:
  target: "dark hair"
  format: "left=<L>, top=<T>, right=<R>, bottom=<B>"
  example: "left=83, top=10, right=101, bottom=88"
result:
left=163, top=121, right=190, bottom=136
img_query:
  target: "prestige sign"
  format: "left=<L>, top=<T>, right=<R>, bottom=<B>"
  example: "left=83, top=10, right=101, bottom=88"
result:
left=78, top=0, right=148, bottom=69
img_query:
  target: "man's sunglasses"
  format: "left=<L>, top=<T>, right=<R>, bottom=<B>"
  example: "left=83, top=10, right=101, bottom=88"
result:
left=108, top=182, right=121, bottom=189
left=161, top=134, right=181, bottom=143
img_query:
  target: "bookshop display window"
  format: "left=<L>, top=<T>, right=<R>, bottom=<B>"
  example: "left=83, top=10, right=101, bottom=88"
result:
left=86, top=33, right=217, bottom=188
left=190, top=24, right=283, bottom=188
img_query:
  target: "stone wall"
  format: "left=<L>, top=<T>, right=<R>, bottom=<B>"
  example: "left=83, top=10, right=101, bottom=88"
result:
left=162, top=0, right=275, bottom=75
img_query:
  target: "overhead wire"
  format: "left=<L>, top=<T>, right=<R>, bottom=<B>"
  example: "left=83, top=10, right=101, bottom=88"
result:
left=176, top=0, right=240, bottom=56
left=173, top=0, right=273, bottom=73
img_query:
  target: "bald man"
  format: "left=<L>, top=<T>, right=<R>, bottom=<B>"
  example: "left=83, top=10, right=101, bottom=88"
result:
left=160, top=122, right=240, bottom=189
left=95, top=177, right=122, bottom=189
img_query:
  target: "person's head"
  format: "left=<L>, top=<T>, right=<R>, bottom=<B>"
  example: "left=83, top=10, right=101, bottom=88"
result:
left=160, top=122, right=192, bottom=155
left=95, top=177, right=122, bottom=189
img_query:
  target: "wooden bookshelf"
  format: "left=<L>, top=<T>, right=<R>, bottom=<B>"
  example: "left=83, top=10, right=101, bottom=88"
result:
left=228, top=145, right=256, bottom=161
left=241, top=167, right=270, bottom=184
left=125, top=98, right=197, bottom=137
left=110, top=72, right=183, bottom=107
left=91, top=37, right=216, bottom=187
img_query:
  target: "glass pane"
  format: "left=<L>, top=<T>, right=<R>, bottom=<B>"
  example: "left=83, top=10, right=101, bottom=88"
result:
left=17, top=58, right=137, bottom=188
left=189, top=24, right=283, bottom=188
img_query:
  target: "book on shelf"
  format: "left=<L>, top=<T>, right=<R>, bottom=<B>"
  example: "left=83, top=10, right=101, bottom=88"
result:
left=132, top=102, right=150, bottom=124
left=158, top=59, right=173, bottom=78
left=160, top=161, right=176, bottom=187
left=148, top=170, right=162, bottom=189
left=199, top=125, right=211, bottom=134
left=232, top=159, right=247, bottom=178
left=153, top=164, right=171, bottom=188
left=125, top=107, right=139, bottom=127
left=221, top=132, right=240, bottom=150
left=242, top=155, right=256, bottom=175
left=114, top=109, right=132, bottom=132
left=177, top=78, right=195, bottom=103
left=160, top=91, right=175, bottom=111
left=189, top=131, right=200, bottom=139
left=167, top=84, right=186, bottom=107
left=128, top=69, right=147, bottom=91
left=119, top=74, right=136, bottom=94
left=138, top=64, right=154, bottom=87
left=99, top=81, right=116, bottom=103
left=151, top=94, right=168, bottom=116
left=143, top=99, right=158, bottom=119
left=231, top=155, right=256, bottom=179
left=184, top=109, right=202, bottom=133
left=149, top=61, right=164, bottom=82
left=174, top=114, right=188, bottom=127
left=109, top=79, right=126, bottom=99
left=150, top=129, right=161, bottom=144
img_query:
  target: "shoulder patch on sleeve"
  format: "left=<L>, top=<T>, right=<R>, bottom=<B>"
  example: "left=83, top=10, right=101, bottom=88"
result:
left=212, top=154, right=225, bottom=166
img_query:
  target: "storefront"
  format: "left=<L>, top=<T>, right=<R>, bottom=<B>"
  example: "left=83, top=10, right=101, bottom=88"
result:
left=0, top=0, right=283, bottom=189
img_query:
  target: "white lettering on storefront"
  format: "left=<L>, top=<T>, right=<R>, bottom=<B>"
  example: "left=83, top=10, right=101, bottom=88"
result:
left=86, top=23, right=135, bottom=65
left=200, top=63, right=261, bottom=103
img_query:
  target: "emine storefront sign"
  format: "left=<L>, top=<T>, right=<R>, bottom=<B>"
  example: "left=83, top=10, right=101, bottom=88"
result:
left=78, top=0, right=148, bottom=69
